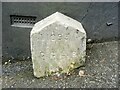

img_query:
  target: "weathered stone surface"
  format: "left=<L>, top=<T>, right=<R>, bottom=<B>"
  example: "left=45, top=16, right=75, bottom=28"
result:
left=30, top=12, right=86, bottom=78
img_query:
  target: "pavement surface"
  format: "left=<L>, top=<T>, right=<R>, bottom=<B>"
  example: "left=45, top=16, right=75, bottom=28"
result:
left=2, top=41, right=119, bottom=88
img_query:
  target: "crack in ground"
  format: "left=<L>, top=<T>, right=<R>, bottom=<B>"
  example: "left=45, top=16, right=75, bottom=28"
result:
left=81, top=2, right=94, bottom=23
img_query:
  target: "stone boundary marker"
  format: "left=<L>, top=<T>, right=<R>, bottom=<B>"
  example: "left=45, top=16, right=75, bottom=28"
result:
left=30, top=12, right=86, bottom=78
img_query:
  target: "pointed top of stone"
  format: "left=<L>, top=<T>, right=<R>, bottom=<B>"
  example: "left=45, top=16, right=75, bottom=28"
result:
left=31, top=12, right=86, bottom=35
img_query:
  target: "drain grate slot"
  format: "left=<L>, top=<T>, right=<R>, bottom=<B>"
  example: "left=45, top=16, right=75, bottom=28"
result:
left=10, top=15, right=37, bottom=28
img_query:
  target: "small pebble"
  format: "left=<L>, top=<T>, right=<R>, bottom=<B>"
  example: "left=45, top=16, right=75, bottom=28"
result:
left=11, top=85, right=14, bottom=88
left=70, top=64, right=74, bottom=68
left=106, top=22, right=113, bottom=26
left=27, top=56, right=30, bottom=59
left=79, top=70, right=85, bottom=77
left=87, top=56, right=90, bottom=58
left=32, top=79, right=35, bottom=82
left=66, top=72, right=71, bottom=76
left=4, top=62, right=8, bottom=65
left=87, top=39, right=92, bottom=43
left=56, top=72, right=60, bottom=77
left=90, top=81, right=95, bottom=83
left=8, top=60, right=11, bottom=62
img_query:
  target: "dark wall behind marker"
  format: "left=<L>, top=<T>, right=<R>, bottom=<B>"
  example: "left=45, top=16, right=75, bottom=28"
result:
left=2, top=2, right=118, bottom=61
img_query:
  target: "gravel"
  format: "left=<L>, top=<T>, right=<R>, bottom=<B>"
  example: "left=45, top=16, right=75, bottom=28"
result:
left=2, top=41, right=118, bottom=88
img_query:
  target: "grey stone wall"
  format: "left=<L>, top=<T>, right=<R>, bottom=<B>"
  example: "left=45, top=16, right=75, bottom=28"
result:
left=2, top=2, right=118, bottom=61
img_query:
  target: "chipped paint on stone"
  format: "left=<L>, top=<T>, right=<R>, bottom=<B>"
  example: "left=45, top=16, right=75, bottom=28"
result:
left=30, top=12, right=86, bottom=78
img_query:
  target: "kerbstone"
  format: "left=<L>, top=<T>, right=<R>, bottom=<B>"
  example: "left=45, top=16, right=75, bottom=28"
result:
left=30, top=12, right=86, bottom=78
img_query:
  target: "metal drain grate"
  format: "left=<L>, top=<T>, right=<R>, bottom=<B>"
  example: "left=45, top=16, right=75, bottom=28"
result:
left=10, top=15, right=37, bottom=28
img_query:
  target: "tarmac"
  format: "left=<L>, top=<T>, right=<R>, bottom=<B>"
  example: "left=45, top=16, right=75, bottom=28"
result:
left=2, top=41, right=119, bottom=88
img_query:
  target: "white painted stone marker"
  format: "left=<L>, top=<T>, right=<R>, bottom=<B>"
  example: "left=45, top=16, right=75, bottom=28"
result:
left=30, top=12, right=86, bottom=78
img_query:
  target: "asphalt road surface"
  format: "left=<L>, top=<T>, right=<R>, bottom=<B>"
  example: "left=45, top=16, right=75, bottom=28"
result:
left=2, top=41, right=118, bottom=88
